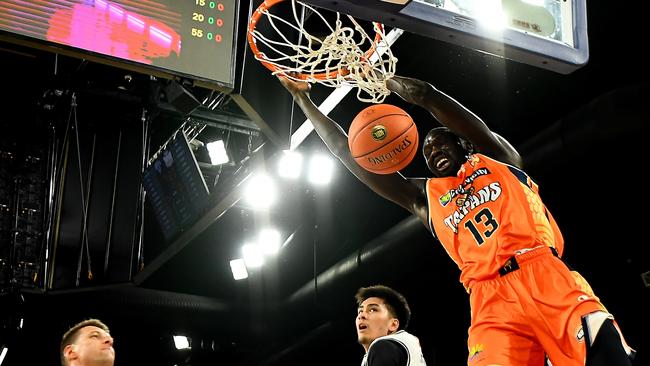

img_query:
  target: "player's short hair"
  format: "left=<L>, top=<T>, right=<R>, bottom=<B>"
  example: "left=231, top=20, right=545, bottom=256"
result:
left=355, top=285, right=411, bottom=330
left=424, top=126, right=475, bottom=155
left=60, top=319, right=110, bottom=366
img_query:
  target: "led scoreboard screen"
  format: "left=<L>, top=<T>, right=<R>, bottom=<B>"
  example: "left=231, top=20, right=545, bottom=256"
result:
left=0, top=0, right=238, bottom=89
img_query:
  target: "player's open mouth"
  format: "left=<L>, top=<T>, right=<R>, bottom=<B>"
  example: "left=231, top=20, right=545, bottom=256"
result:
left=435, top=157, right=450, bottom=170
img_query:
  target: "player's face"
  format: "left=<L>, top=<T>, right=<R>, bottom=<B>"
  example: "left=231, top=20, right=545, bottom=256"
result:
left=422, top=130, right=467, bottom=177
left=356, top=297, right=399, bottom=351
left=66, top=326, right=115, bottom=366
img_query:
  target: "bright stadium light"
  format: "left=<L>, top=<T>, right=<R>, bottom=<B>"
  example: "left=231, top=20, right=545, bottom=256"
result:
left=206, top=140, right=229, bottom=165
left=258, top=228, right=281, bottom=255
left=308, top=154, right=334, bottom=185
left=243, top=173, right=277, bottom=209
left=173, top=336, right=190, bottom=350
left=242, top=243, right=264, bottom=268
left=278, top=150, right=303, bottom=179
left=0, top=346, right=8, bottom=365
left=229, top=258, right=248, bottom=280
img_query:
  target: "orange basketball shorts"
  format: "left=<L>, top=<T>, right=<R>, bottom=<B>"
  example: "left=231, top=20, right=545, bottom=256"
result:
left=466, top=247, right=605, bottom=366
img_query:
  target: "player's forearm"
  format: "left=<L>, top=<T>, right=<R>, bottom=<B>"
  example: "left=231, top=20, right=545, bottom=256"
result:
left=292, top=88, right=427, bottom=217
left=292, top=92, right=350, bottom=157
left=386, top=75, right=432, bottom=106
left=387, top=76, right=476, bottom=129
left=388, top=76, right=490, bottom=142
left=388, top=76, right=523, bottom=166
left=388, top=76, right=475, bottom=127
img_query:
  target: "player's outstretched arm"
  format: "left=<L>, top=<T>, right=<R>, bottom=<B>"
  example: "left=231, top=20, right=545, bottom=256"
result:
left=278, top=75, right=428, bottom=221
left=386, top=76, right=523, bottom=168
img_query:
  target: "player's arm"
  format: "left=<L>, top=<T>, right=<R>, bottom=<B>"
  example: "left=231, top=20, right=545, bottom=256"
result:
left=386, top=76, right=523, bottom=168
left=278, top=76, right=429, bottom=222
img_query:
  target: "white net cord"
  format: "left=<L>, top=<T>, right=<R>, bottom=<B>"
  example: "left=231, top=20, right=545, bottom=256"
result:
left=249, top=0, right=398, bottom=103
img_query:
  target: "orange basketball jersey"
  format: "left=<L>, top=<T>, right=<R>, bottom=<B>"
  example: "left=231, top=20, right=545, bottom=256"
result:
left=424, top=154, right=564, bottom=289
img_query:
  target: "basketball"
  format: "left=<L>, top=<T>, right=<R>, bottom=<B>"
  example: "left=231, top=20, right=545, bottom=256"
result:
left=348, top=104, right=419, bottom=174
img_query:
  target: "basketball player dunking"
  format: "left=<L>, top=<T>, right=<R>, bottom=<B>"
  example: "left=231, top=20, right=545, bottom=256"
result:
left=277, top=74, right=636, bottom=366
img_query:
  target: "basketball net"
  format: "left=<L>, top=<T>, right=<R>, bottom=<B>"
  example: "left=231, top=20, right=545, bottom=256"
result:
left=248, top=0, right=398, bottom=103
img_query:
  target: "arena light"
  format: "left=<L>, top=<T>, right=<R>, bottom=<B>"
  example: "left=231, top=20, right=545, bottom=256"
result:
left=522, top=0, right=545, bottom=5
left=243, top=173, right=277, bottom=209
left=229, top=258, right=248, bottom=280
left=0, top=346, right=7, bottom=365
left=278, top=150, right=303, bottom=179
left=206, top=140, right=229, bottom=165
left=258, top=228, right=281, bottom=255
left=308, top=154, right=334, bottom=185
left=173, top=335, right=190, bottom=350
left=472, top=0, right=507, bottom=31
left=242, top=243, right=264, bottom=268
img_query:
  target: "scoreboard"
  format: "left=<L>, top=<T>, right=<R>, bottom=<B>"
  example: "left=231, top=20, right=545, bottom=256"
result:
left=0, top=0, right=239, bottom=90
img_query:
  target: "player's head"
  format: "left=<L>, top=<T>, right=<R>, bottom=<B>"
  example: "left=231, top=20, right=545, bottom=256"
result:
left=355, top=285, right=411, bottom=330
left=61, top=319, right=114, bottom=366
left=422, top=127, right=474, bottom=177
left=355, top=285, right=411, bottom=348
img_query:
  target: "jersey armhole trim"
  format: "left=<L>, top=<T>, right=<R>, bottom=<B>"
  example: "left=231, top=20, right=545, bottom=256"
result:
left=423, top=179, right=437, bottom=240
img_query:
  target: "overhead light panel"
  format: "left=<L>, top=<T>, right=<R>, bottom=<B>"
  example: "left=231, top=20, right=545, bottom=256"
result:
left=244, top=173, right=277, bottom=209
left=475, top=0, right=507, bottom=31
left=206, top=140, right=229, bottom=165
left=0, top=346, right=7, bottom=365
left=229, top=258, right=248, bottom=280
left=522, top=0, right=545, bottom=5
left=173, top=336, right=190, bottom=350
left=278, top=150, right=303, bottom=179
left=258, top=228, right=281, bottom=255
left=308, top=154, right=334, bottom=185
left=242, top=243, right=264, bottom=268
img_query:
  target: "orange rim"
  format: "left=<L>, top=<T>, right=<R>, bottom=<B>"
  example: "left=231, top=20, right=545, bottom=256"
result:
left=247, top=0, right=384, bottom=81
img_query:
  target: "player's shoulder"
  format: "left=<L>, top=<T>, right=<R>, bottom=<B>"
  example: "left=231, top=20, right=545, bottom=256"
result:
left=368, top=338, right=408, bottom=362
left=372, top=338, right=406, bottom=350
left=407, top=177, right=428, bottom=189
left=473, top=153, right=519, bottom=172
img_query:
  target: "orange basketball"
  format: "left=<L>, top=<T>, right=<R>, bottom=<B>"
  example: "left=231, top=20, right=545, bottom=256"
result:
left=348, top=104, right=418, bottom=174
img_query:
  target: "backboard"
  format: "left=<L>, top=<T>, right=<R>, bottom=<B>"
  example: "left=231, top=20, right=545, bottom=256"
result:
left=301, top=0, right=589, bottom=74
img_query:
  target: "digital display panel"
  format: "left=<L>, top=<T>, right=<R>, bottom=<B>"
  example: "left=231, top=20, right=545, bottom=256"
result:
left=0, top=0, right=238, bottom=89
left=143, top=131, right=210, bottom=241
